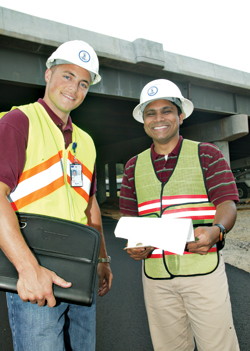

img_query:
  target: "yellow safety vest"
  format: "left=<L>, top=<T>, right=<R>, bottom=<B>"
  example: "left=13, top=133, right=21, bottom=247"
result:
left=1, top=102, right=95, bottom=225
left=135, top=139, right=219, bottom=279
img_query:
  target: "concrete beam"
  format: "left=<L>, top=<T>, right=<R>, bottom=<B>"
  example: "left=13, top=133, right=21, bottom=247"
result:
left=182, top=114, right=249, bottom=142
left=231, top=157, right=250, bottom=170
left=1, top=42, right=250, bottom=118
left=0, top=46, right=46, bottom=86
left=1, top=7, right=250, bottom=92
left=133, top=39, right=165, bottom=69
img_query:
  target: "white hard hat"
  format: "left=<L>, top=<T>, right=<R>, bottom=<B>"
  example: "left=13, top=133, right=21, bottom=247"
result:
left=133, top=79, right=194, bottom=123
left=46, top=40, right=101, bottom=85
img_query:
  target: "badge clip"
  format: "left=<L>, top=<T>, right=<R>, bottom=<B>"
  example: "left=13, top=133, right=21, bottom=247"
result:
left=70, top=142, right=83, bottom=187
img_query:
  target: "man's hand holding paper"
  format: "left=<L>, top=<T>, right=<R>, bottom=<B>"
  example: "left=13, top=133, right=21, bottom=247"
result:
left=126, top=246, right=155, bottom=261
left=186, top=225, right=220, bottom=255
left=115, top=217, right=195, bottom=256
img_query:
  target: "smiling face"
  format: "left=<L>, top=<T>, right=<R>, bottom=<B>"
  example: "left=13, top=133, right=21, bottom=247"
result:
left=143, top=99, right=184, bottom=154
left=43, top=63, right=91, bottom=125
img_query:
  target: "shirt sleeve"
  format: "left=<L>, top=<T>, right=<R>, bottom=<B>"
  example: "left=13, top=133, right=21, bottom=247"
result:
left=200, top=143, right=239, bottom=207
left=0, top=109, right=29, bottom=191
left=119, top=156, right=139, bottom=216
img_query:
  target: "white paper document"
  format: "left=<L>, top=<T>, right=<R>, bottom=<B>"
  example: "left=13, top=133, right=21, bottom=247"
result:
left=114, top=217, right=194, bottom=256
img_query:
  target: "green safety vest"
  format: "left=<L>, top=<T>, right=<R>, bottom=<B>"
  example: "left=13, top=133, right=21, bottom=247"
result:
left=1, top=102, right=96, bottom=225
left=135, top=139, right=219, bottom=279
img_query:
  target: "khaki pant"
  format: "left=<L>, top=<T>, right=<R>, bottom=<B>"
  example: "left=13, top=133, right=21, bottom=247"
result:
left=142, top=253, right=240, bottom=351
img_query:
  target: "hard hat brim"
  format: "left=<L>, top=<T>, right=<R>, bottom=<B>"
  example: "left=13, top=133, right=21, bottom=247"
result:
left=46, top=58, right=101, bottom=85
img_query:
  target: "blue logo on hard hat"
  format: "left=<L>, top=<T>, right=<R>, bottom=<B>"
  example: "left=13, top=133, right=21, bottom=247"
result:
left=147, top=86, right=158, bottom=96
left=79, top=50, right=91, bottom=63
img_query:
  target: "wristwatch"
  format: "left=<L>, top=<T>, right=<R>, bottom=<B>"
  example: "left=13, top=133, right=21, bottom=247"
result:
left=213, top=224, right=227, bottom=250
left=98, top=256, right=111, bottom=263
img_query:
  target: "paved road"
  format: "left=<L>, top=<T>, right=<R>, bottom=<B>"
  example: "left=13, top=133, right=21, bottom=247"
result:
left=1, top=216, right=249, bottom=351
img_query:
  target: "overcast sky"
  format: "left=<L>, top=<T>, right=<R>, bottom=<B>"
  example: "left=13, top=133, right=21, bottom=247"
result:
left=0, top=0, right=249, bottom=73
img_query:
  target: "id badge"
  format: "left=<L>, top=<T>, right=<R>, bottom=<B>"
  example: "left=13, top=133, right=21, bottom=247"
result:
left=70, top=164, right=83, bottom=187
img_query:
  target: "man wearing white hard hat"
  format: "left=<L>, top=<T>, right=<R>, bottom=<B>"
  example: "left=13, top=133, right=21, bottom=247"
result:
left=0, top=40, right=112, bottom=350
left=119, top=79, right=239, bottom=350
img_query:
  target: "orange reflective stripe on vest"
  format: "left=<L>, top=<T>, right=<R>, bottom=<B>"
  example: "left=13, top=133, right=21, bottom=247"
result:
left=66, top=150, right=93, bottom=203
left=6, top=102, right=96, bottom=225
left=10, top=151, right=64, bottom=211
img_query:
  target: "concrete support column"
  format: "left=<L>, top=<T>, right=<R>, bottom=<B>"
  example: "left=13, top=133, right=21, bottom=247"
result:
left=181, top=114, right=249, bottom=168
left=108, top=162, right=117, bottom=198
left=96, top=162, right=106, bottom=205
left=213, top=141, right=230, bottom=166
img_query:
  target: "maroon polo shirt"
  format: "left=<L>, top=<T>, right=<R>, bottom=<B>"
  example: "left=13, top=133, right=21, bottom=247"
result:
left=0, top=99, right=96, bottom=195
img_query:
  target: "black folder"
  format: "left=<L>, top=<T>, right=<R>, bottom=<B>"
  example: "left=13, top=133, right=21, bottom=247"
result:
left=0, top=213, right=101, bottom=306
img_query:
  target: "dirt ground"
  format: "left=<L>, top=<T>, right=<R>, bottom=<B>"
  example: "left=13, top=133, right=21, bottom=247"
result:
left=100, top=199, right=250, bottom=273
left=223, top=205, right=250, bottom=273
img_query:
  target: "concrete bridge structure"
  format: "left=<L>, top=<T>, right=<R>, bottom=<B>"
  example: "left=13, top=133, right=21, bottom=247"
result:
left=1, top=7, right=250, bottom=203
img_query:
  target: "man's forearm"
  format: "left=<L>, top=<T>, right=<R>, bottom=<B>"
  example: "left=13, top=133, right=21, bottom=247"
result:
left=213, top=200, right=237, bottom=232
left=85, top=195, right=108, bottom=258
left=86, top=194, right=113, bottom=296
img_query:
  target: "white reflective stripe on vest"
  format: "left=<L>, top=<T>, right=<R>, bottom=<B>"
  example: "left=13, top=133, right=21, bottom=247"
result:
left=138, top=201, right=161, bottom=214
left=138, top=195, right=210, bottom=214
left=10, top=160, right=63, bottom=202
left=162, top=209, right=216, bottom=219
left=162, top=195, right=209, bottom=206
